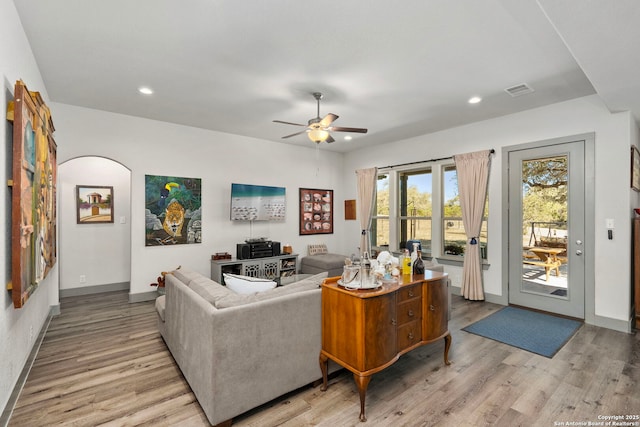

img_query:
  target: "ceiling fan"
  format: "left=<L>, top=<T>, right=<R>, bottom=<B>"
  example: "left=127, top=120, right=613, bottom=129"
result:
left=273, top=92, right=368, bottom=143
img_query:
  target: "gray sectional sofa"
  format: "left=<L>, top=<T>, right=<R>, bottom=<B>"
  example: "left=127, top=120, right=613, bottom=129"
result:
left=155, top=268, right=333, bottom=426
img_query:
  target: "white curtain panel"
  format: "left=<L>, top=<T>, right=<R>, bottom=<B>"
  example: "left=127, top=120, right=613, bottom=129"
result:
left=453, top=150, right=492, bottom=300
left=356, top=167, right=377, bottom=256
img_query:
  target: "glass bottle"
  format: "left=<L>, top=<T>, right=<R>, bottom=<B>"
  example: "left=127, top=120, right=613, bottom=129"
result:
left=402, top=249, right=412, bottom=275
left=410, top=242, right=419, bottom=275
left=361, top=252, right=372, bottom=287
left=413, top=250, right=425, bottom=275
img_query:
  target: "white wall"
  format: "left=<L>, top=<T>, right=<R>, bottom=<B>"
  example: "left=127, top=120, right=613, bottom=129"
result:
left=50, top=103, right=349, bottom=299
left=0, top=0, right=58, bottom=415
left=58, top=157, right=131, bottom=290
left=344, top=95, right=633, bottom=331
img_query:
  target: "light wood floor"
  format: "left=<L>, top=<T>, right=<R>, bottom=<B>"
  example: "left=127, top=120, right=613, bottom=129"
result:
left=8, top=290, right=639, bottom=427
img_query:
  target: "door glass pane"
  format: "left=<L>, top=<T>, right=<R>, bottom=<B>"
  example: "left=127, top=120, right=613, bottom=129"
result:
left=521, top=156, right=568, bottom=297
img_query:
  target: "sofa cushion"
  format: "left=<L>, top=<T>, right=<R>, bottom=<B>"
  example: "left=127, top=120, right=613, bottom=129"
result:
left=301, top=253, right=347, bottom=269
left=171, top=267, right=202, bottom=285
left=223, top=273, right=277, bottom=294
left=189, top=276, right=235, bottom=304
left=307, top=244, right=328, bottom=256
left=215, top=272, right=328, bottom=309
left=155, top=295, right=166, bottom=322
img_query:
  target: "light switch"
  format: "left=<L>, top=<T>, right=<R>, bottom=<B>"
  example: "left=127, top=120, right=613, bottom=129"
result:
left=605, top=218, right=614, bottom=229
left=120, top=216, right=126, bottom=224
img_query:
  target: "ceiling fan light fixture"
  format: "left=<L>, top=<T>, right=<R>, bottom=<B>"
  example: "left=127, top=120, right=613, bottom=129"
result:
left=138, top=86, right=154, bottom=95
left=308, top=128, right=329, bottom=143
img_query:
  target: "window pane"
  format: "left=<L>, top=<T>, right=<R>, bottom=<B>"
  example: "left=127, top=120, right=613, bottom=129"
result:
left=376, top=174, right=389, bottom=216
left=399, top=169, right=431, bottom=252
left=399, top=219, right=431, bottom=253
left=372, top=218, right=389, bottom=247
left=442, top=165, right=488, bottom=259
left=372, top=173, right=389, bottom=248
left=443, top=166, right=463, bottom=255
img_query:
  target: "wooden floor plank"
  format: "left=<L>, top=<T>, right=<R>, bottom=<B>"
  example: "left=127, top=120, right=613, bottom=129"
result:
left=8, top=290, right=639, bottom=427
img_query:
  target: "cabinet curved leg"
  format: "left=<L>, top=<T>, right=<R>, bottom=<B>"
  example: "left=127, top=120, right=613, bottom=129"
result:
left=353, top=374, right=371, bottom=422
left=443, top=333, right=452, bottom=365
left=319, top=353, right=329, bottom=391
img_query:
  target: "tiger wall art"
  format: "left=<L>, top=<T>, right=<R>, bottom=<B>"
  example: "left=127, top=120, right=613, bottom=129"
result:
left=145, top=175, right=201, bottom=246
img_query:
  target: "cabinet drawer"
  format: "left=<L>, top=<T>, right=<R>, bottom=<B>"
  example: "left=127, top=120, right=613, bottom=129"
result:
left=398, top=283, right=421, bottom=302
left=397, top=320, right=421, bottom=351
left=397, top=298, right=422, bottom=325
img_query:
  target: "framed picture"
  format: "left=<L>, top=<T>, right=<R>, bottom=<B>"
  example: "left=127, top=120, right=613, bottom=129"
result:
left=145, top=175, right=202, bottom=246
left=299, top=188, right=333, bottom=235
left=8, top=80, right=58, bottom=308
left=632, top=146, right=640, bottom=191
left=76, top=185, right=114, bottom=224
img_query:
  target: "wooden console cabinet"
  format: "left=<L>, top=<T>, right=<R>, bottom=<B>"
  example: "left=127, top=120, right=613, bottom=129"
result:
left=319, top=272, right=451, bottom=422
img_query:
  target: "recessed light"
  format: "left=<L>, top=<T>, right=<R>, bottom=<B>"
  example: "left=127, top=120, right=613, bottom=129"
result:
left=138, top=87, right=153, bottom=95
left=344, top=135, right=353, bottom=141
left=468, top=96, right=482, bottom=104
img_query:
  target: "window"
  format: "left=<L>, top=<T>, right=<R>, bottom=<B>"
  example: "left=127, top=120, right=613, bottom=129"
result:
left=371, top=173, right=389, bottom=248
left=398, top=169, right=432, bottom=253
left=442, top=165, right=488, bottom=259
left=372, top=163, right=488, bottom=261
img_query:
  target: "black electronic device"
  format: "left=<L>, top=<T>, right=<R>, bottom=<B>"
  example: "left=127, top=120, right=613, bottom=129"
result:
left=236, top=240, right=281, bottom=259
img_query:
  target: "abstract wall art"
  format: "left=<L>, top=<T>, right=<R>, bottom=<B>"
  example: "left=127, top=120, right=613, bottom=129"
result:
left=7, top=80, right=57, bottom=308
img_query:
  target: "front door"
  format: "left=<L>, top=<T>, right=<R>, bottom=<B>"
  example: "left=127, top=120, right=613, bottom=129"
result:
left=507, top=140, right=585, bottom=318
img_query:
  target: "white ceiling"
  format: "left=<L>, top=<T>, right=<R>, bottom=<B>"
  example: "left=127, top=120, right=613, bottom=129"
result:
left=12, top=0, right=640, bottom=152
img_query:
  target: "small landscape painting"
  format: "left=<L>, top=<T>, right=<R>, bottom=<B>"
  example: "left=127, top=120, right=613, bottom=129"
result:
left=145, top=175, right=202, bottom=246
left=76, top=185, right=113, bottom=224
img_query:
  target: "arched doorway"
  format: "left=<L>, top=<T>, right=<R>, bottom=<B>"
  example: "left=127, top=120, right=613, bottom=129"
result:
left=58, top=156, right=131, bottom=297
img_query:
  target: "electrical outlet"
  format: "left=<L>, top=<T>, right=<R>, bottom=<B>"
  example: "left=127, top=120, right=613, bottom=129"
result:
left=79, top=275, right=86, bottom=283
left=29, top=325, right=33, bottom=342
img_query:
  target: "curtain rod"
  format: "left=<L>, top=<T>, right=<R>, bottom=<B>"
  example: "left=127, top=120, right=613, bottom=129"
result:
left=377, top=149, right=495, bottom=170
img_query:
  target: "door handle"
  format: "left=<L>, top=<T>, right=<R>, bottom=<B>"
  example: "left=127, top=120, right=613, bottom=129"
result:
left=576, top=250, right=583, bottom=256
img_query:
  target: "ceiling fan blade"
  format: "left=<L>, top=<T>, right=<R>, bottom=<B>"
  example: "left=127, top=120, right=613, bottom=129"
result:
left=325, top=134, right=335, bottom=143
left=319, top=113, right=338, bottom=128
left=328, top=126, right=368, bottom=134
left=281, top=130, right=308, bottom=139
left=273, top=120, right=307, bottom=127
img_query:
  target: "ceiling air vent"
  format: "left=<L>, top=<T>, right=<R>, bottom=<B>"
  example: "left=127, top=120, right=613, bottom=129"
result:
left=504, top=83, right=534, bottom=97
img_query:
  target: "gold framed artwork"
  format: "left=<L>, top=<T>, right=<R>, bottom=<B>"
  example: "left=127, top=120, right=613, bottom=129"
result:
left=76, top=185, right=114, bottom=224
left=632, top=146, right=640, bottom=191
left=299, top=188, right=333, bottom=235
left=7, top=80, right=57, bottom=308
